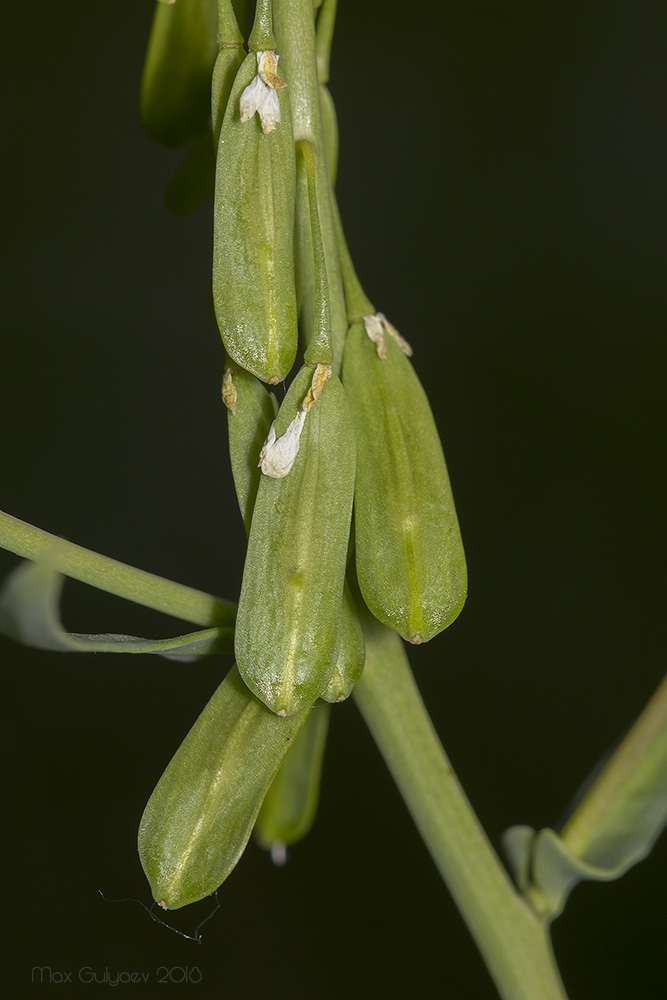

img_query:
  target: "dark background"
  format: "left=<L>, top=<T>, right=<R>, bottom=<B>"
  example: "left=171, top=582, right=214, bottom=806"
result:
left=1, top=1, right=666, bottom=997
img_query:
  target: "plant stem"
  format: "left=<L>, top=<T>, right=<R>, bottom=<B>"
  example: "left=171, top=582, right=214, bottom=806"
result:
left=273, top=0, right=347, bottom=371
left=0, top=509, right=235, bottom=628
left=353, top=615, right=568, bottom=1000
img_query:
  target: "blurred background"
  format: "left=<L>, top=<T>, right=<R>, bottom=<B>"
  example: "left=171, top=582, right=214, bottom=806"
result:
left=1, top=1, right=665, bottom=997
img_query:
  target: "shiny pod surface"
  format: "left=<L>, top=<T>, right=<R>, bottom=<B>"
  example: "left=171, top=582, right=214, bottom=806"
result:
left=235, top=365, right=356, bottom=714
left=212, top=54, right=297, bottom=384
left=140, top=0, right=218, bottom=148
left=342, top=321, right=467, bottom=643
left=138, top=666, right=311, bottom=910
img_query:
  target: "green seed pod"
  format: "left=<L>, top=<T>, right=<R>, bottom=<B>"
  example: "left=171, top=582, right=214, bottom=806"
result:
left=212, top=52, right=298, bottom=384
left=341, top=316, right=467, bottom=643
left=140, top=0, right=218, bottom=148
left=138, top=666, right=312, bottom=910
left=223, top=360, right=276, bottom=533
left=319, top=84, right=339, bottom=187
left=211, top=0, right=245, bottom=144
left=254, top=702, right=330, bottom=855
left=211, top=42, right=245, bottom=146
left=320, top=578, right=365, bottom=703
left=235, top=363, right=356, bottom=715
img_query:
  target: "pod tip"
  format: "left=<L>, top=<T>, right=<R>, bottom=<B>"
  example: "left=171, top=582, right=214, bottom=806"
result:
left=270, top=842, right=288, bottom=867
left=410, top=634, right=423, bottom=645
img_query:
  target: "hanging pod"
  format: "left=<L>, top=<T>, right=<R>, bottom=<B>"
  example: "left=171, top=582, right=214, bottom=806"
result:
left=138, top=666, right=312, bottom=910
left=341, top=316, right=467, bottom=644
left=254, top=702, right=330, bottom=855
left=320, top=577, right=365, bottom=703
left=211, top=0, right=246, bottom=145
left=140, top=0, right=219, bottom=148
left=212, top=52, right=298, bottom=384
left=223, top=360, right=277, bottom=533
left=234, top=363, right=356, bottom=715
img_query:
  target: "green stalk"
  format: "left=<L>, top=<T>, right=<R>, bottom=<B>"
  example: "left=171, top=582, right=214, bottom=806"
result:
left=353, top=615, right=568, bottom=1000
left=273, top=0, right=347, bottom=371
left=0, top=509, right=235, bottom=628
left=248, top=0, right=276, bottom=50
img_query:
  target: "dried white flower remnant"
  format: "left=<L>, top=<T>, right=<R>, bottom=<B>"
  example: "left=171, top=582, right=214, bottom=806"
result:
left=363, top=313, right=413, bottom=358
left=258, top=365, right=332, bottom=479
left=239, top=51, right=286, bottom=135
left=363, top=314, right=387, bottom=358
left=378, top=313, right=413, bottom=357
left=302, top=363, right=331, bottom=410
left=258, top=410, right=307, bottom=478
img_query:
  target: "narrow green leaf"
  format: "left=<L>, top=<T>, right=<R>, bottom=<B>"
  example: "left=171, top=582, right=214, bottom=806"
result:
left=0, top=509, right=236, bottom=628
left=0, top=560, right=233, bottom=661
left=504, top=672, right=667, bottom=921
left=138, top=666, right=311, bottom=909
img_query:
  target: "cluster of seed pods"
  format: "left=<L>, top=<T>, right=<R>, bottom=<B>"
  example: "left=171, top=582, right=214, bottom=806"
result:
left=138, top=0, right=466, bottom=910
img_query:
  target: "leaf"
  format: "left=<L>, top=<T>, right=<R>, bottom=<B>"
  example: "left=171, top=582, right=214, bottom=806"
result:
left=504, top=674, right=667, bottom=921
left=0, top=559, right=233, bottom=662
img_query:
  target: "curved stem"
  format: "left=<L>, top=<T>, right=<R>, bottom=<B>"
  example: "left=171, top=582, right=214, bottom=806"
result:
left=353, top=615, right=568, bottom=1000
left=0, top=509, right=235, bottom=628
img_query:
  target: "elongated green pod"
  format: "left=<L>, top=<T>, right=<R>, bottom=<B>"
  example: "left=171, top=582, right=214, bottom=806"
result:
left=320, top=578, right=364, bottom=702
left=293, top=154, right=316, bottom=350
left=255, top=702, right=330, bottom=852
left=211, top=44, right=245, bottom=146
left=210, top=0, right=245, bottom=148
left=138, top=666, right=312, bottom=910
left=140, top=0, right=218, bottom=148
left=212, top=53, right=298, bottom=384
left=223, top=360, right=276, bottom=533
left=235, top=364, right=356, bottom=715
left=341, top=318, right=467, bottom=643
left=319, top=85, right=338, bottom=187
